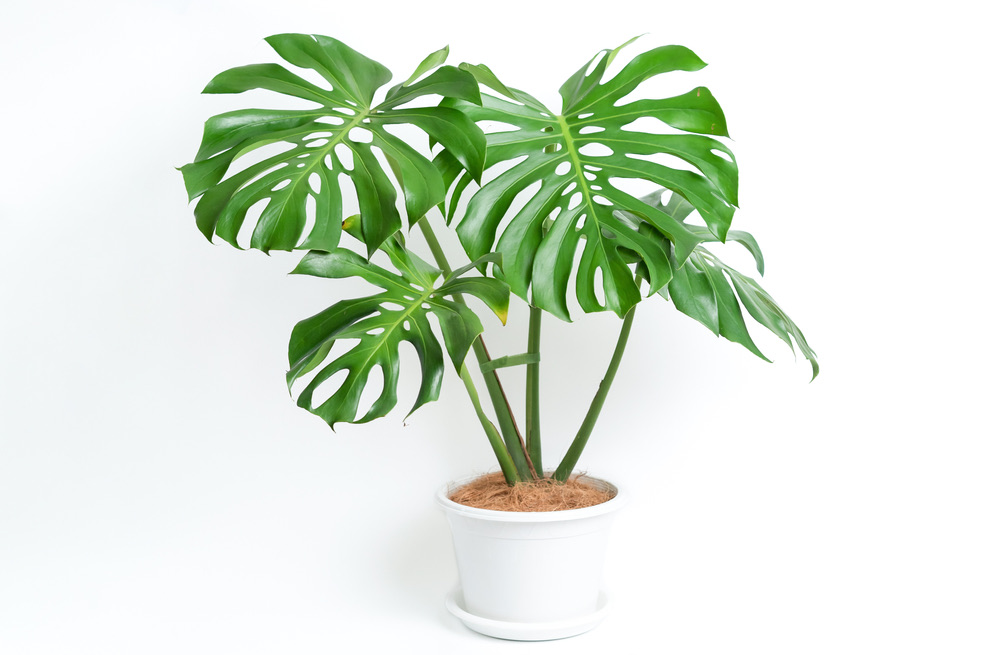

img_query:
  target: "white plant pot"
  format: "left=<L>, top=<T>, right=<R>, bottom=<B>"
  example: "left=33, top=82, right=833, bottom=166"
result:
left=436, top=474, right=627, bottom=641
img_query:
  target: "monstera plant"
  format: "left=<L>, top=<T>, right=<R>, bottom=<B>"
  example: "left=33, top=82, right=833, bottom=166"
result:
left=181, top=33, right=817, bottom=487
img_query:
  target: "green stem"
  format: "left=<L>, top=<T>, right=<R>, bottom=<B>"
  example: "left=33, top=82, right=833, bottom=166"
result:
left=459, top=363, right=519, bottom=484
left=416, top=216, right=533, bottom=482
left=417, top=216, right=454, bottom=277
left=475, top=339, right=537, bottom=481
left=553, top=305, right=636, bottom=482
left=525, top=305, right=543, bottom=475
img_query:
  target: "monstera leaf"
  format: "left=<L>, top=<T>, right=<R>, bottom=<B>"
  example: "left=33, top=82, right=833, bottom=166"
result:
left=665, top=248, right=819, bottom=379
left=181, top=34, right=485, bottom=256
left=286, top=228, right=509, bottom=426
left=631, top=190, right=818, bottom=379
left=439, top=39, right=737, bottom=321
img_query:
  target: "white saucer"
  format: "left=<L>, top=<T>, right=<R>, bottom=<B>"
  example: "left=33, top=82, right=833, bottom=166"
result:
left=444, top=589, right=610, bottom=641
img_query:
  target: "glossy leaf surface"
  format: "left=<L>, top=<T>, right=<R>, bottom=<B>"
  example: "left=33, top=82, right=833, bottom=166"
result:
left=181, top=34, right=485, bottom=256
left=632, top=191, right=818, bottom=379
left=286, top=232, right=509, bottom=426
left=443, top=40, right=737, bottom=320
left=663, top=248, right=818, bottom=379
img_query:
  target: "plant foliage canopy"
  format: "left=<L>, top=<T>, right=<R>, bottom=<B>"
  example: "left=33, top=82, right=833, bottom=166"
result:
left=181, top=34, right=486, bottom=257
left=438, top=39, right=738, bottom=322
left=182, top=34, right=818, bottom=481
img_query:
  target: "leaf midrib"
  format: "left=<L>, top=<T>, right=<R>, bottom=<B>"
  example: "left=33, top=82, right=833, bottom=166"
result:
left=293, top=108, right=369, bottom=192
left=234, top=108, right=370, bottom=212
left=555, top=114, right=614, bottom=276
left=330, top=286, right=434, bottom=409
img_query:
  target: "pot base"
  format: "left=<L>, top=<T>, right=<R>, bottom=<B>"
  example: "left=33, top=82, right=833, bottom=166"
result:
left=444, top=588, right=610, bottom=641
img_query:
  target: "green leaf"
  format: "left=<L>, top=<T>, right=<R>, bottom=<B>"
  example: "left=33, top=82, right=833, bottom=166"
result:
left=380, top=107, right=485, bottom=183
left=635, top=189, right=763, bottom=275
left=446, top=41, right=737, bottom=320
left=286, top=244, right=511, bottom=426
left=663, top=247, right=818, bottom=378
left=380, top=65, right=482, bottom=110
left=557, top=35, right=645, bottom=112
left=182, top=34, right=486, bottom=256
left=727, top=271, right=819, bottom=380
left=265, top=33, right=391, bottom=107
left=457, top=63, right=550, bottom=112
left=624, top=188, right=813, bottom=375
left=399, top=45, right=450, bottom=88
left=443, top=251, right=502, bottom=284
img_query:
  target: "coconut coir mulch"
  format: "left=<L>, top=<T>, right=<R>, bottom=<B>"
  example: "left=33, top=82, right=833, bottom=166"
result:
left=448, top=472, right=615, bottom=511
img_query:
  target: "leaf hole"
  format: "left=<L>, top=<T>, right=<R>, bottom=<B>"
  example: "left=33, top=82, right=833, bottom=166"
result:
left=593, top=195, right=612, bottom=206
left=368, top=144, right=408, bottom=220
left=221, top=141, right=296, bottom=179
left=594, top=266, right=606, bottom=308
left=337, top=172, right=360, bottom=219
left=494, top=179, right=543, bottom=240
left=380, top=122, right=422, bottom=145
left=315, top=115, right=346, bottom=126
left=620, top=116, right=686, bottom=136
left=271, top=179, right=291, bottom=192
left=305, top=138, right=330, bottom=149
left=335, top=144, right=354, bottom=171
left=278, top=54, right=335, bottom=93
left=578, top=125, right=605, bottom=135
left=577, top=112, right=595, bottom=120
left=481, top=154, right=528, bottom=184
left=357, top=365, right=386, bottom=419
left=309, top=369, right=350, bottom=409
left=235, top=198, right=268, bottom=248
left=381, top=302, right=406, bottom=311
left=555, top=161, right=572, bottom=176
left=237, top=162, right=291, bottom=194
left=480, top=120, right=520, bottom=134
left=561, top=182, right=577, bottom=196
left=302, top=194, right=317, bottom=244
left=579, top=142, right=614, bottom=158
left=307, top=172, right=322, bottom=194
left=625, top=151, right=698, bottom=174
left=348, top=127, right=373, bottom=144
left=608, top=176, right=663, bottom=201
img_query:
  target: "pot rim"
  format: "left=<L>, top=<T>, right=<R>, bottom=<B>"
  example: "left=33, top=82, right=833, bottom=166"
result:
left=436, top=472, right=628, bottom=523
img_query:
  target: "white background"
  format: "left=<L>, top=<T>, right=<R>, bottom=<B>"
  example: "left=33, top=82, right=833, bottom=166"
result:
left=2, top=0, right=997, bottom=652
